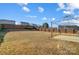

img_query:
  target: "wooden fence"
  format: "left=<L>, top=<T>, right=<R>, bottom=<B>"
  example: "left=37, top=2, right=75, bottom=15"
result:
left=38, top=28, right=77, bottom=34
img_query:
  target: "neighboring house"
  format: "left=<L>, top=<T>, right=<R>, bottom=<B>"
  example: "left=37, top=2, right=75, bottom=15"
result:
left=31, top=24, right=38, bottom=28
left=20, top=22, right=30, bottom=26
left=59, top=25, right=79, bottom=31
left=0, top=19, right=15, bottom=25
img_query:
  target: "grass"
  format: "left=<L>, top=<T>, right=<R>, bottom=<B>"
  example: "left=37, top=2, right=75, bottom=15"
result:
left=0, top=31, right=79, bottom=55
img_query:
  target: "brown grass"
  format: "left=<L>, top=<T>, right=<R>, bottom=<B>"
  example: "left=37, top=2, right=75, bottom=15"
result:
left=0, top=31, right=79, bottom=55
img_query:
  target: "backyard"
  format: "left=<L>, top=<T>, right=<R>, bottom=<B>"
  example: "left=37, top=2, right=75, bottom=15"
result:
left=0, top=31, right=79, bottom=54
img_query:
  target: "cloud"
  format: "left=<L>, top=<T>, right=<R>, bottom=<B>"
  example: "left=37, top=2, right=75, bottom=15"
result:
left=42, top=17, right=56, bottom=21
left=60, top=19, right=79, bottom=26
left=74, top=15, right=79, bottom=20
left=57, top=3, right=79, bottom=26
left=38, top=7, right=44, bottom=13
left=25, top=15, right=37, bottom=20
left=22, top=6, right=30, bottom=13
left=23, top=3, right=28, bottom=5
left=70, top=3, right=79, bottom=9
left=18, top=4, right=45, bottom=13
left=17, top=3, right=30, bottom=13
left=60, top=13, right=79, bottom=26
left=52, top=18, right=55, bottom=21
left=57, top=3, right=79, bottom=15
left=57, top=3, right=65, bottom=11
left=42, top=17, right=47, bottom=20
left=17, top=3, right=28, bottom=7
left=26, top=15, right=37, bottom=18
left=58, top=3, right=65, bottom=9
left=63, top=10, right=72, bottom=14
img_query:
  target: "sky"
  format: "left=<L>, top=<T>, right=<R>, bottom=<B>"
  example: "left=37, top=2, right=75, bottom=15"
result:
left=0, top=3, right=79, bottom=27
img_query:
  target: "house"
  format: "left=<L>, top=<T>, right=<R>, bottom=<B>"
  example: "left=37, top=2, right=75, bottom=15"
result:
left=59, top=25, right=79, bottom=30
left=0, top=19, right=15, bottom=25
left=58, top=25, right=78, bottom=33
left=20, top=22, right=30, bottom=26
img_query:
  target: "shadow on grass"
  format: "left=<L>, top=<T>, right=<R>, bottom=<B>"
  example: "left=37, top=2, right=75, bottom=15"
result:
left=0, top=30, right=7, bottom=46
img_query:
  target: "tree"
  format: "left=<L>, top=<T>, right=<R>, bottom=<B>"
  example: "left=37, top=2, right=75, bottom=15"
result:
left=42, top=22, right=49, bottom=28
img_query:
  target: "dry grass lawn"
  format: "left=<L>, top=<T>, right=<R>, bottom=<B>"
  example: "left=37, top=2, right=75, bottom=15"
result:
left=0, top=31, right=79, bottom=55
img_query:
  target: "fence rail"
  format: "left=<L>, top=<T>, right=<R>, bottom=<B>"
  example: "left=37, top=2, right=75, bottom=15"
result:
left=38, top=28, right=78, bottom=34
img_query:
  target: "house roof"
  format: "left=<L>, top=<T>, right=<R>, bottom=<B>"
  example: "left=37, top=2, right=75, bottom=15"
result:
left=0, top=19, right=15, bottom=22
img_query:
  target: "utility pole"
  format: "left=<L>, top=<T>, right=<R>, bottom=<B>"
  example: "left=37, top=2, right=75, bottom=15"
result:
left=50, top=18, right=55, bottom=39
left=51, top=21, right=53, bottom=38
